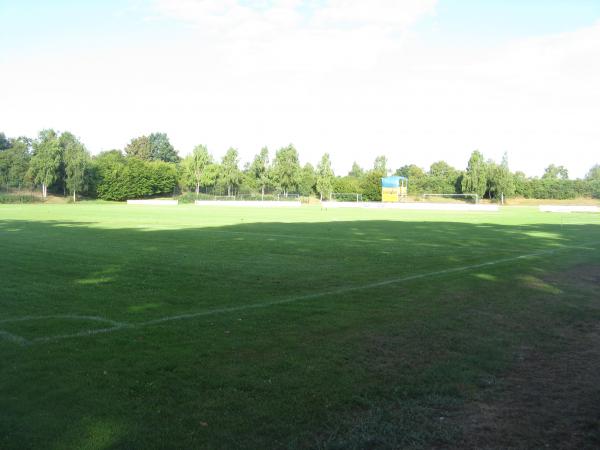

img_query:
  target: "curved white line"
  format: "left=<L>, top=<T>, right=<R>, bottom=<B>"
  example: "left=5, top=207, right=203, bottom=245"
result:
left=0, top=314, right=126, bottom=327
left=0, top=330, right=30, bottom=346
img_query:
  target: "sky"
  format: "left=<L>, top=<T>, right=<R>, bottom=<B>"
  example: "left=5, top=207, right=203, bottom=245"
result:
left=1, top=0, right=599, bottom=178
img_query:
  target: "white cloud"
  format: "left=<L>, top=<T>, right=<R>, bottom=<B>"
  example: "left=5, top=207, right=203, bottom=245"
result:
left=313, top=0, right=437, bottom=30
left=0, top=2, right=598, bottom=178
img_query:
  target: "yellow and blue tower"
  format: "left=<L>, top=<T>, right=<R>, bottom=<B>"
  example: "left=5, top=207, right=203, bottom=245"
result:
left=381, top=176, right=408, bottom=202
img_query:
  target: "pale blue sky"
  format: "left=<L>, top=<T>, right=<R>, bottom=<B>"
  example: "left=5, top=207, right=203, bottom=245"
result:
left=1, top=0, right=599, bottom=177
left=419, top=0, right=600, bottom=44
left=3, top=0, right=600, bottom=51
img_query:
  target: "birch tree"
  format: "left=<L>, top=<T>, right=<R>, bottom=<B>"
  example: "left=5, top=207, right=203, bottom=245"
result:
left=184, top=145, right=211, bottom=196
left=28, top=130, right=61, bottom=198
left=316, top=153, right=334, bottom=200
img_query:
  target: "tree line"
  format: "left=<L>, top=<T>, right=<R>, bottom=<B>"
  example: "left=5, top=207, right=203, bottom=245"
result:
left=1, top=130, right=599, bottom=202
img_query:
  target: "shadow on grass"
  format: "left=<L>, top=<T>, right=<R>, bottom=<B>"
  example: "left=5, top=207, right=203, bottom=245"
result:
left=0, top=217, right=599, bottom=449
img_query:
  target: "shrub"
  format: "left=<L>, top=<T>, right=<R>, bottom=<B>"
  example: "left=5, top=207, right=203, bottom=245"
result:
left=0, top=193, right=42, bottom=204
left=96, top=158, right=178, bottom=201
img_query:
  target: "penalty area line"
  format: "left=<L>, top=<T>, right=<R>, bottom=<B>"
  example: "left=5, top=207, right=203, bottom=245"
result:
left=141, top=241, right=599, bottom=327
left=4, top=240, right=598, bottom=345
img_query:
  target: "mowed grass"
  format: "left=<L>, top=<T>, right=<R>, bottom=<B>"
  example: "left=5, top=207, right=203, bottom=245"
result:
left=1, top=204, right=599, bottom=449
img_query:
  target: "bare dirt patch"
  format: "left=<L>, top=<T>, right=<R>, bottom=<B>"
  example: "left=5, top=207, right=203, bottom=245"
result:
left=449, top=266, right=600, bottom=449
left=550, top=264, right=600, bottom=286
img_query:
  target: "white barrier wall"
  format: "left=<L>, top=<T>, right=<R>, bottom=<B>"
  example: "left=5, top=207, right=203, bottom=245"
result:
left=539, top=205, right=599, bottom=213
left=322, top=202, right=499, bottom=212
left=127, top=200, right=178, bottom=205
left=195, top=200, right=301, bottom=208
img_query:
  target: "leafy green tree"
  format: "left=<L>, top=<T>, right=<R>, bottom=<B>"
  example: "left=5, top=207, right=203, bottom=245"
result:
left=373, top=155, right=387, bottom=175
left=183, top=145, right=211, bottom=196
left=96, top=156, right=177, bottom=201
left=201, top=163, right=220, bottom=193
left=585, top=164, right=600, bottom=181
left=589, top=178, right=600, bottom=199
left=461, top=150, right=488, bottom=198
left=125, top=136, right=152, bottom=160
left=125, top=133, right=179, bottom=162
left=148, top=132, right=179, bottom=163
left=316, top=153, right=335, bottom=200
left=298, top=163, right=316, bottom=197
left=486, top=152, right=515, bottom=200
left=395, top=164, right=426, bottom=194
left=348, top=161, right=364, bottom=178
left=426, top=161, right=460, bottom=194
left=333, top=176, right=362, bottom=196
left=62, top=134, right=89, bottom=201
left=0, top=138, right=31, bottom=188
left=272, top=144, right=301, bottom=196
left=221, top=148, right=241, bottom=196
left=28, top=130, right=61, bottom=198
left=360, top=170, right=383, bottom=201
left=0, top=132, right=11, bottom=151
left=250, top=147, right=271, bottom=198
left=542, top=164, right=569, bottom=180
left=513, top=171, right=531, bottom=198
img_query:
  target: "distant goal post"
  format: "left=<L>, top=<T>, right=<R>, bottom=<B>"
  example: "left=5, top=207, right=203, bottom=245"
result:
left=197, top=193, right=301, bottom=201
left=421, top=193, right=479, bottom=204
left=330, top=192, right=363, bottom=202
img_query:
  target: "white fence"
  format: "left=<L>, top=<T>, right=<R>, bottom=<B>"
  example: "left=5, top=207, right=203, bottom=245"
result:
left=322, top=202, right=499, bottom=212
left=539, top=205, right=599, bottom=213
left=195, top=200, right=301, bottom=208
left=127, top=200, right=178, bottom=205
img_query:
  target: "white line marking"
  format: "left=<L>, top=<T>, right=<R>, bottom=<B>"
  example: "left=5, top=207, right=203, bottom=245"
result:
left=32, top=325, right=130, bottom=343
left=2, top=241, right=598, bottom=345
left=199, top=228, right=390, bottom=244
left=0, top=314, right=126, bottom=327
left=141, top=247, right=560, bottom=326
left=0, top=330, right=30, bottom=346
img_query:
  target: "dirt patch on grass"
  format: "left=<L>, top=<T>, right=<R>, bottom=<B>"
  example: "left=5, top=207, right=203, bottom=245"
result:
left=549, top=264, right=600, bottom=286
left=449, top=322, right=600, bottom=449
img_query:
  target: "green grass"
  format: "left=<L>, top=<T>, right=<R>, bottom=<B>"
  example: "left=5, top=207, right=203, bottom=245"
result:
left=1, top=204, right=599, bottom=449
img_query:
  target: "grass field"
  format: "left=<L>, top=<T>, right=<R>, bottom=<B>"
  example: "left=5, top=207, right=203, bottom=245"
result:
left=1, top=204, right=599, bottom=449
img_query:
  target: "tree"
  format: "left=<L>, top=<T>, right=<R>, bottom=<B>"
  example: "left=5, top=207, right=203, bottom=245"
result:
left=395, top=164, right=426, bottom=194
left=28, top=130, right=61, bottom=198
left=360, top=170, right=383, bottom=201
left=298, top=163, right=316, bottom=197
left=487, top=153, right=514, bottom=201
left=62, top=134, right=89, bottom=201
left=0, top=132, right=11, bottom=151
left=0, top=137, right=31, bottom=188
left=333, top=176, right=362, bottom=196
left=348, top=161, right=364, bottom=178
left=221, top=148, right=241, bottom=196
left=201, top=163, right=220, bottom=193
left=95, top=156, right=177, bottom=201
left=512, top=171, right=530, bottom=197
left=125, top=136, right=152, bottom=160
left=542, top=164, right=569, bottom=180
left=272, top=144, right=300, bottom=196
left=183, top=145, right=211, bottom=196
left=373, top=155, right=387, bottom=175
left=427, top=161, right=460, bottom=194
left=148, top=132, right=179, bottom=163
left=250, top=147, right=271, bottom=199
left=461, top=150, right=488, bottom=198
left=585, top=164, right=600, bottom=181
left=316, top=153, right=335, bottom=200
